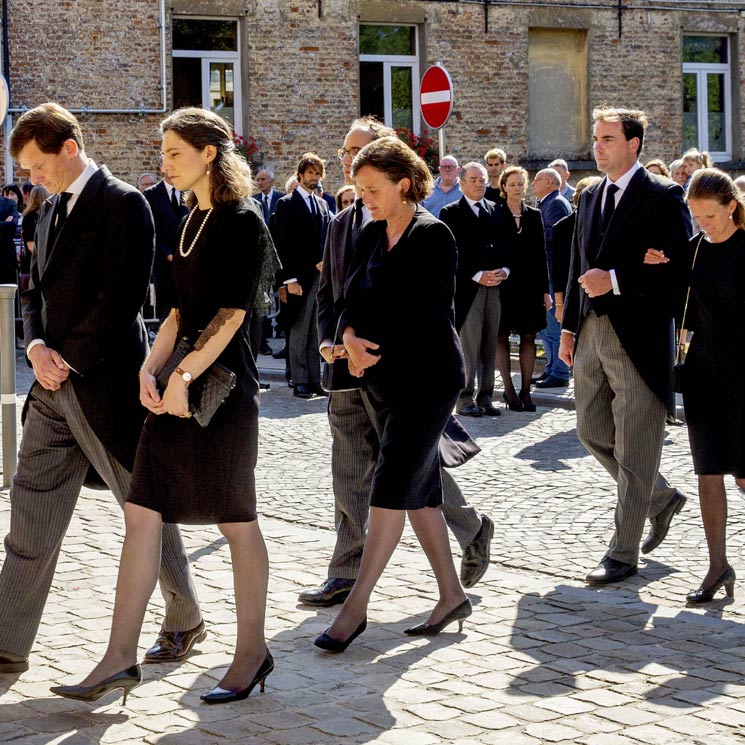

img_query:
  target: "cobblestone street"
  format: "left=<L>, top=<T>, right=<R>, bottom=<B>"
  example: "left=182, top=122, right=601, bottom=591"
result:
left=1, top=364, right=744, bottom=744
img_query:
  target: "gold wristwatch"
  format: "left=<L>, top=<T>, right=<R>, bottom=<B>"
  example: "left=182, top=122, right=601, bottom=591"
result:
left=174, top=367, right=193, bottom=385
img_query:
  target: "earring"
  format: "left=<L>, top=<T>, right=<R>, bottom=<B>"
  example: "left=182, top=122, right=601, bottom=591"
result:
left=206, top=163, right=211, bottom=175
left=729, top=213, right=733, bottom=220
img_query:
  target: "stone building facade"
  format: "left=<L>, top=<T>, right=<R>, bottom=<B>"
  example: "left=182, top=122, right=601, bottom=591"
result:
left=2, top=0, right=744, bottom=190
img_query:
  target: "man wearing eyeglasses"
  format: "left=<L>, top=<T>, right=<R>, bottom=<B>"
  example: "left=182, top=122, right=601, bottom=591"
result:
left=421, top=155, right=462, bottom=218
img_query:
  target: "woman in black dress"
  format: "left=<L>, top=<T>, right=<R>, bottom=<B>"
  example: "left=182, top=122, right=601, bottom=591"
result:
left=494, top=166, right=552, bottom=412
left=52, top=108, right=274, bottom=704
left=678, top=169, right=745, bottom=602
left=645, top=167, right=745, bottom=602
left=314, top=137, right=470, bottom=652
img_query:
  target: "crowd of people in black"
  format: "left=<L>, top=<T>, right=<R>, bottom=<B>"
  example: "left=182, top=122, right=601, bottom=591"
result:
left=0, top=101, right=743, bottom=714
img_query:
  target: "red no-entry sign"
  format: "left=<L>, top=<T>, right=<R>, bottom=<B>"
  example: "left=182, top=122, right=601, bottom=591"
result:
left=419, top=65, right=453, bottom=130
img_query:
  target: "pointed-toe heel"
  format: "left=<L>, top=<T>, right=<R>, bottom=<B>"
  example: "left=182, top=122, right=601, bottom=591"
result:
left=404, top=598, right=472, bottom=637
left=200, top=650, right=274, bottom=704
left=50, top=664, right=142, bottom=705
left=686, top=566, right=736, bottom=604
left=518, top=390, right=536, bottom=412
left=502, top=393, right=524, bottom=412
left=314, top=619, right=367, bottom=653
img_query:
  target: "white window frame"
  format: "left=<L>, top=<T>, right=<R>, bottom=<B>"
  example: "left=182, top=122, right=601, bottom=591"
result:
left=682, top=35, right=731, bottom=161
left=172, top=18, right=243, bottom=135
left=359, top=23, right=420, bottom=134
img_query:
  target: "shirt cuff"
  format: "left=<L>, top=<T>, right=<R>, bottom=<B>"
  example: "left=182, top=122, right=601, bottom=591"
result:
left=283, top=278, right=298, bottom=285
left=26, top=338, right=45, bottom=357
left=501, top=267, right=511, bottom=278
left=609, top=269, right=620, bottom=295
left=472, top=271, right=483, bottom=283
left=560, top=329, right=575, bottom=336
left=319, top=339, right=333, bottom=352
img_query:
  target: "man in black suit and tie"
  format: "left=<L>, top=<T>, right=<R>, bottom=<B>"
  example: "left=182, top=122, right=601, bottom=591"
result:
left=252, top=167, right=282, bottom=225
left=559, top=106, right=691, bottom=586
left=298, top=119, right=494, bottom=607
left=440, top=162, right=512, bottom=417
left=272, top=152, right=330, bottom=398
left=143, top=175, right=188, bottom=322
left=0, top=103, right=203, bottom=674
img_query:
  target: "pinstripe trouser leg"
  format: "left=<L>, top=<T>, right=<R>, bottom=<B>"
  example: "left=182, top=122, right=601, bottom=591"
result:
left=0, top=381, right=200, bottom=657
left=325, top=388, right=483, bottom=578
left=574, top=312, right=676, bottom=565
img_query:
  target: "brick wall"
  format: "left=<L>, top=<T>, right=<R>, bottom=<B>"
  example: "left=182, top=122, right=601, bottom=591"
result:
left=1, top=0, right=743, bottom=189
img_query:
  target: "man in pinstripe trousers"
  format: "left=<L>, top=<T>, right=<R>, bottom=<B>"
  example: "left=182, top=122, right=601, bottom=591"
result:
left=0, top=103, right=202, bottom=674
left=560, top=107, right=692, bottom=586
left=299, top=117, right=493, bottom=607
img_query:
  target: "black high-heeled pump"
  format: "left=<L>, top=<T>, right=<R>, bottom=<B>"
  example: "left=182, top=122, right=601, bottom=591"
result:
left=50, top=664, right=142, bottom=705
left=502, top=392, right=524, bottom=412
left=404, top=598, right=472, bottom=636
left=518, top=390, right=536, bottom=412
left=200, top=650, right=274, bottom=704
left=686, top=566, right=736, bottom=604
left=314, top=619, right=367, bottom=652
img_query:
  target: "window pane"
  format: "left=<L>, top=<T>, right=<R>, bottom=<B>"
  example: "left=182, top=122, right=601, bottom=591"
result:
left=173, top=19, right=237, bottom=51
left=359, top=25, right=414, bottom=56
left=209, top=62, right=235, bottom=127
left=360, top=61, right=384, bottom=121
left=682, top=73, right=699, bottom=151
left=391, top=66, right=413, bottom=130
left=173, top=57, right=202, bottom=110
left=707, top=73, right=726, bottom=152
left=683, top=35, right=727, bottom=64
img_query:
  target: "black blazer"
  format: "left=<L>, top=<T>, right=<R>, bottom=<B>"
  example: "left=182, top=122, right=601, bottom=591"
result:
left=252, top=188, right=282, bottom=223
left=23, top=166, right=155, bottom=470
left=272, top=188, right=330, bottom=289
left=440, top=196, right=513, bottom=330
left=552, top=211, right=576, bottom=298
left=143, top=180, right=187, bottom=263
left=316, top=201, right=365, bottom=344
left=340, top=206, right=465, bottom=397
left=563, top=167, right=692, bottom=405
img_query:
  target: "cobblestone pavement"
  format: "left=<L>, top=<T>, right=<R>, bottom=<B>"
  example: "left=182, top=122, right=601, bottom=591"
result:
left=0, top=358, right=744, bottom=744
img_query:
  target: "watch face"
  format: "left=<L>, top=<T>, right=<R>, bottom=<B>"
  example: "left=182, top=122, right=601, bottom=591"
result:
left=182, top=371, right=193, bottom=383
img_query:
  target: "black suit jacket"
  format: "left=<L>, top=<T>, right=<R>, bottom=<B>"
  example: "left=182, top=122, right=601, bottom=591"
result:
left=24, top=165, right=155, bottom=470
left=440, top=196, right=513, bottom=330
left=316, top=201, right=365, bottom=345
left=272, top=188, right=330, bottom=289
left=252, top=188, right=282, bottom=224
left=144, top=180, right=187, bottom=263
left=552, top=211, right=576, bottom=298
left=562, top=167, right=692, bottom=405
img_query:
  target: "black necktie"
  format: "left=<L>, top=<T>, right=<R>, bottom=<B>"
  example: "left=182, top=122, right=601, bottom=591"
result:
left=171, top=188, right=180, bottom=214
left=309, top=194, right=317, bottom=217
left=263, top=194, right=270, bottom=222
left=476, top=201, right=488, bottom=220
left=51, top=192, right=72, bottom=243
left=601, top=183, right=619, bottom=231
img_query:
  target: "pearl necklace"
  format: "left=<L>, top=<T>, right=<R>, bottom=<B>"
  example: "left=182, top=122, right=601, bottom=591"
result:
left=179, top=206, right=213, bottom=257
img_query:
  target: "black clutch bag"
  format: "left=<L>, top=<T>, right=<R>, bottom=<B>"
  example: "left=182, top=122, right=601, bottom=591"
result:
left=157, top=337, right=237, bottom=427
left=321, top=358, right=361, bottom=393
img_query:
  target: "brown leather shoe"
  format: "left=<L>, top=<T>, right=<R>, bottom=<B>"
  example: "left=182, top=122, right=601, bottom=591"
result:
left=641, top=491, right=687, bottom=555
left=0, top=650, right=29, bottom=673
left=298, top=578, right=354, bottom=607
left=143, top=620, right=206, bottom=663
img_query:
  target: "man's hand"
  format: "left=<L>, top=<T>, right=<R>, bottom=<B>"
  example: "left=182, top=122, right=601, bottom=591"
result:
left=559, top=334, right=575, bottom=367
left=342, top=331, right=381, bottom=372
left=278, top=286, right=288, bottom=303
left=478, top=270, right=504, bottom=287
left=543, top=292, right=553, bottom=311
left=286, top=281, right=303, bottom=296
left=316, top=261, right=323, bottom=272
left=28, top=344, right=70, bottom=390
left=579, top=268, right=613, bottom=298
left=166, top=253, right=173, bottom=262
left=643, top=248, right=669, bottom=265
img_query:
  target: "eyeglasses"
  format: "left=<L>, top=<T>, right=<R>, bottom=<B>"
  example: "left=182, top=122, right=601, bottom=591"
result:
left=439, top=165, right=457, bottom=170
left=337, top=147, right=362, bottom=160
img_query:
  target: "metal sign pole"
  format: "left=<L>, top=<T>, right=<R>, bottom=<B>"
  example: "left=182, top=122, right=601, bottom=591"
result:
left=438, top=127, right=446, bottom=161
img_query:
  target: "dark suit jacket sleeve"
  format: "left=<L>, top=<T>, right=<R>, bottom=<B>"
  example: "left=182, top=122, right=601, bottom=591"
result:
left=59, top=190, right=155, bottom=373
left=551, top=213, right=575, bottom=295
left=612, top=183, right=691, bottom=301
left=145, top=187, right=177, bottom=261
left=561, top=192, right=586, bottom=334
left=317, top=214, right=340, bottom=344
left=22, top=202, right=51, bottom=342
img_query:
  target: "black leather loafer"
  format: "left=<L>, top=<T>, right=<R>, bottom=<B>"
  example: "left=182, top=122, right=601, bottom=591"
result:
left=585, top=557, right=637, bottom=586
left=298, top=577, right=354, bottom=607
left=457, top=403, right=482, bottom=417
left=144, top=620, right=207, bottom=663
left=641, top=491, right=687, bottom=554
left=0, top=650, right=29, bottom=674
left=461, top=515, right=494, bottom=588
left=478, top=402, right=501, bottom=416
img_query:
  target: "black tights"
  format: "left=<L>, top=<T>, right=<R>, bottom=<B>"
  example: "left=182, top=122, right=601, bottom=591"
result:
left=496, top=332, right=535, bottom=399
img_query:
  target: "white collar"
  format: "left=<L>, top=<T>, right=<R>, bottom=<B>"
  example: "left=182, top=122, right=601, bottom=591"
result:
left=65, top=160, right=98, bottom=196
